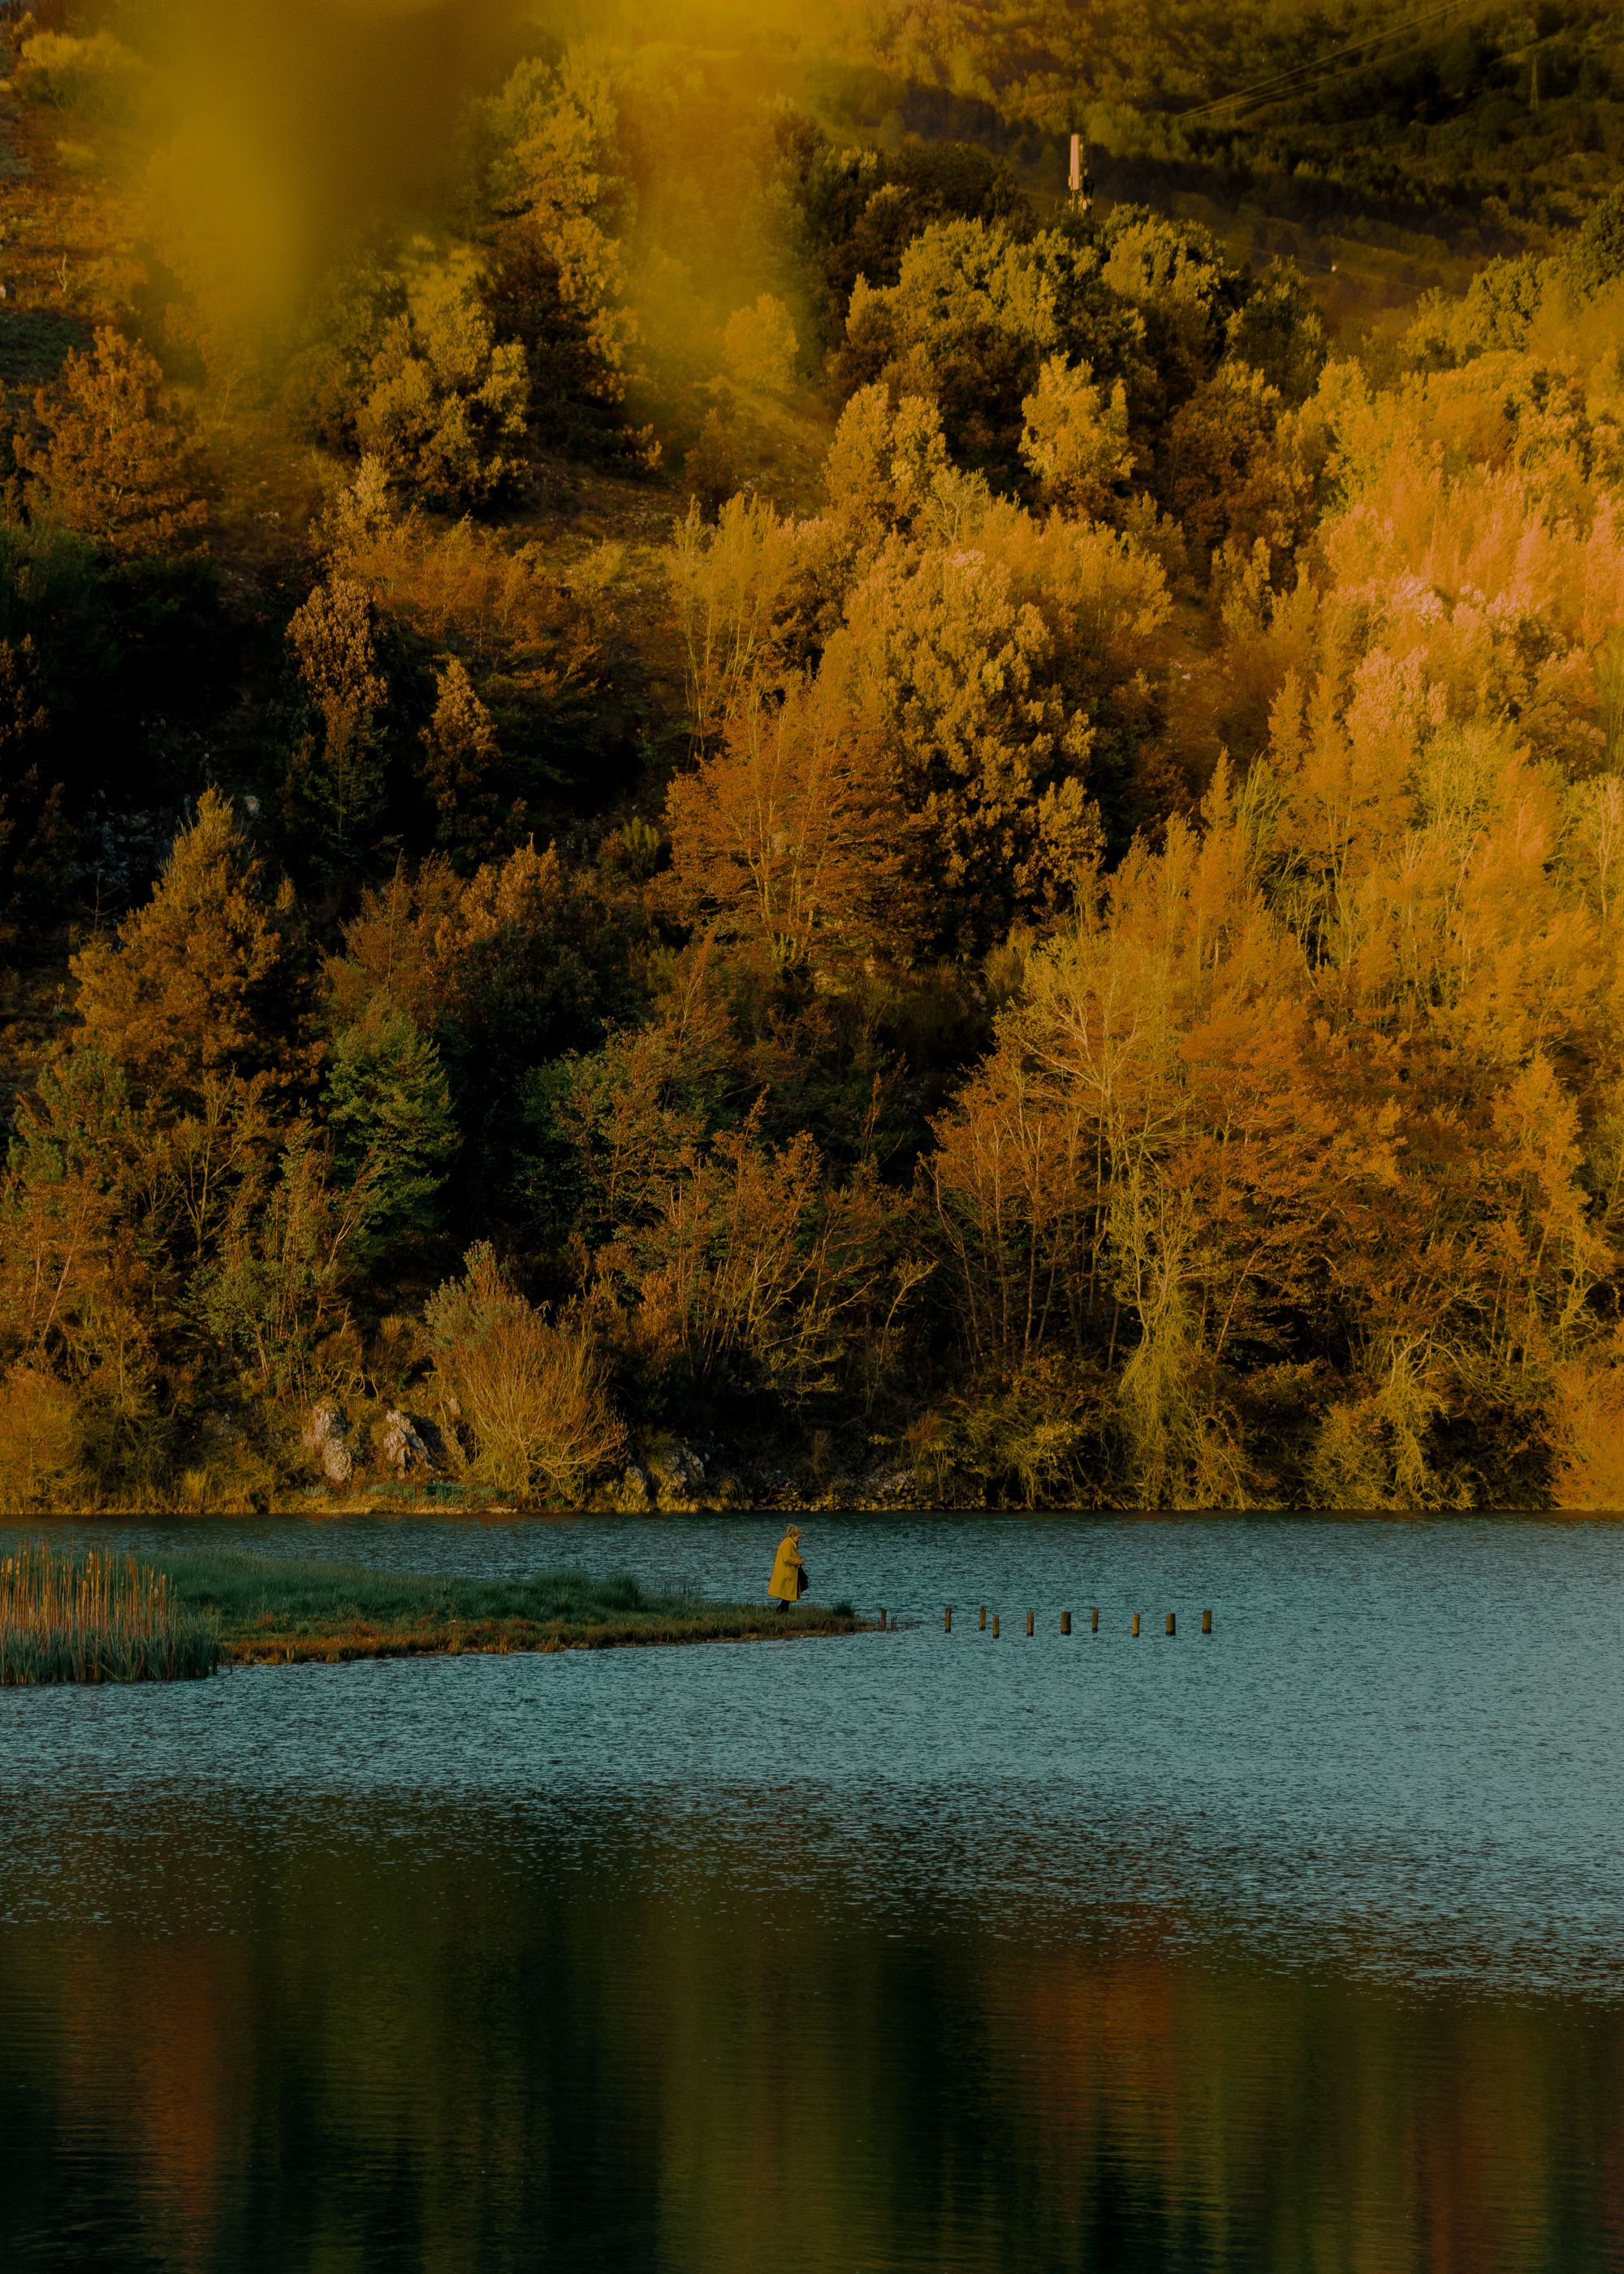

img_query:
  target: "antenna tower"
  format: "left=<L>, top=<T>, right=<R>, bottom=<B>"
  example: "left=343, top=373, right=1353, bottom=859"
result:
left=1069, top=133, right=1094, bottom=214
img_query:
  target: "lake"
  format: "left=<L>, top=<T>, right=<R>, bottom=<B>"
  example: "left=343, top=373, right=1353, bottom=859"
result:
left=2, top=1515, right=1622, bottom=2272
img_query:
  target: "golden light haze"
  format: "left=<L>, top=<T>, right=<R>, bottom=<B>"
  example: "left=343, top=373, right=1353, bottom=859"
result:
left=132, top=0, right=855, bottom=340
left=145, top=0, right=532, bottom=320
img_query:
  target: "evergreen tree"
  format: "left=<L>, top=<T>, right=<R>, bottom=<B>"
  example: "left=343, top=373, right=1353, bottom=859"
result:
left=421, top=655, right=505, bottom=864
left=15, top=327, right=209, bottom=558
left=323, top=1005, right=460, bottom=1246
left=0, top=638, right=70, bottom=945
left=283, top=576, right=391, bottom=878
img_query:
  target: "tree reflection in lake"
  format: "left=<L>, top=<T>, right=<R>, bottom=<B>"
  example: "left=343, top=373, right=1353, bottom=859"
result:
left=2, top=1788, right=1621, bottom=2274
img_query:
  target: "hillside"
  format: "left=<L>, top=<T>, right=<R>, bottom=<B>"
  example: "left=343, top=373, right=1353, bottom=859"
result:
left=0, top=1, right=1619, bottom=1512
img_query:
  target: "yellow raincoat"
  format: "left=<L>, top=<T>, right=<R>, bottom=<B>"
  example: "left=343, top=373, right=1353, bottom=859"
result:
left=768, top=1526, right=807, bottom=1602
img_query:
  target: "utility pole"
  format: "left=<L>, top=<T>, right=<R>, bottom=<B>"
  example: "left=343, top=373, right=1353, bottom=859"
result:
left=1069, top=132, right=1094, bottom=214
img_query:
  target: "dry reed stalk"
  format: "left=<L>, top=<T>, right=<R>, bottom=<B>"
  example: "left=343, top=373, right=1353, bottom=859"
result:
left=0, top=1543, right=218, bottom=1684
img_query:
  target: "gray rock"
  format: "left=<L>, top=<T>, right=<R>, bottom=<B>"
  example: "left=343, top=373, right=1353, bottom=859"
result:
left=644, top=1438, right=706, bottom=1503
left=301, top=1401, right=352, bottom=1487
left=613, top=1462, right=654, bottom=1513
left=379, top=1409, right=434, bottom=1476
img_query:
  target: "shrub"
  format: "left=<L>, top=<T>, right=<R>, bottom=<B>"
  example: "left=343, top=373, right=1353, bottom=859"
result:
left=0, top=637, right=71, bottom=944
left=200, top=1126, right=373, bottom=1404
left=425, top=1243, right=626, bottom=1503
left=590, top=1103, right=923, bottom=1407
left=1549, top=1360, right=1624, bottom=1513
left=722, top=294, right=799, bottom=394
left=0, top=1368, right=86, bottom=1513
left=15, top=32, right=145, bottom=122
left=354, top=246, right=529, bottom=509
left=684, top=411, right=740, bottom=520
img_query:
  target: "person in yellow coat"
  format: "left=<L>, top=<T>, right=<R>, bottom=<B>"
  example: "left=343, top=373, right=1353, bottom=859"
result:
left=768, top=1524, right=808, bottom=1612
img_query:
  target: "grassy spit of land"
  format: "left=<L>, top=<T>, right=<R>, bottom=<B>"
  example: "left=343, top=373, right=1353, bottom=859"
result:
left=156, top=1550, right=866, bottom=1667
left=0, top=1541, right=867, bottom=1681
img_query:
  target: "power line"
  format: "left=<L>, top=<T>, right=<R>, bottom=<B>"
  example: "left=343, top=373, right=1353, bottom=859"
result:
left=1181, top=2, right=1477, bottom=124
left=1178, top=0, right=1494, bottom=123
left=1180, top=0, right=1483, bottom=120
left=1226, top=15, right=1503, bottom=125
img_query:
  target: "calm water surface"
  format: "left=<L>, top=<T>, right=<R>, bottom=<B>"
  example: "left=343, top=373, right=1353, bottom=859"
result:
left=2, top=1515, right=1622, bottom=2272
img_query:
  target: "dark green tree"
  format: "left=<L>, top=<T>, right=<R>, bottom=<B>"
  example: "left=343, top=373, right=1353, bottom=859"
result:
left=324, top=1005, right=460, bottom=1249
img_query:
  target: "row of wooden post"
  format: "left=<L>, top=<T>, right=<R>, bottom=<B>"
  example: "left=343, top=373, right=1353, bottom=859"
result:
left=934, top=1606, right=1213, bottom=1635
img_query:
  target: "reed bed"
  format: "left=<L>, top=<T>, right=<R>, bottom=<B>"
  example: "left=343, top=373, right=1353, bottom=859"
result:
left=0, top=1541, right=220, bottom=1684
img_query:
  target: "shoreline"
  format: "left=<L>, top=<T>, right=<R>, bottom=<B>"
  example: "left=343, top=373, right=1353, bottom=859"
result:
left=219, top=1605, right=871, bottom=1667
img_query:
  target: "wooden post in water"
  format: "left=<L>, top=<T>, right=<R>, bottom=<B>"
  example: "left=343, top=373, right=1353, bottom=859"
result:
left=993, top=1614, right=1000, bottom=1638
left=944, top=1606, right=952, bottom=1632
left=1026, top=1610, right=1034, bottom=1637
left=1166, top=1611, right=1176, bottom=1637
left=979, top=1605, right=987, bottom=1631
left=1061, top=1610, right=1072, bottom=1636
left=1131, top=1612, right=1141, bottom=1637
left=1202, top=1608, right=1213, bottom=1634
left=1091, top=1607, right=1099, bottom=1633
left=879, top=1608, right=888, bottom=1630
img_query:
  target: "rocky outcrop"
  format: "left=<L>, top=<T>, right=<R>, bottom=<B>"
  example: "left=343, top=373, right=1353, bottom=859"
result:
left=300, top=1402, right=352, bottom=1486
left=644, top=1438, right=706, bottom=1506
left=611, top=1461, right=654, bottom=1513
left=378, top=1409, right=436, bottom=1476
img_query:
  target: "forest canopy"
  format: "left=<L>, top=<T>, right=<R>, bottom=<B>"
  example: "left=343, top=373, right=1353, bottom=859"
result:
left=0, top=0, right=1622, bottom=1512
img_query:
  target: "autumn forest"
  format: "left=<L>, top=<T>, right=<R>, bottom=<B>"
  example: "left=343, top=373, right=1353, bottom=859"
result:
left=1, top=0, right=1622, bottom=1513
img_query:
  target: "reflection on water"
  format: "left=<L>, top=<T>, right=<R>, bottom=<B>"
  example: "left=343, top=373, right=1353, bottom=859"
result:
left=2, top=1517, right=1623, bottom=2272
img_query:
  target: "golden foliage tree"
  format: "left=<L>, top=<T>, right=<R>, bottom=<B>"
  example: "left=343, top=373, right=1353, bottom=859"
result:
left=356, top=246, right=529, bottom=508
left=71, top=790, right=302, bottom=1110
left=421, top=655, right=505, bottom=862
left=665, top=677, right=903, bottom=967
left=1019, top=356, right=1136, bottom=521
left=284, top=575, right=391, bottom=873
left=15, top=327, right=208, bottom=556
left=820, top=543, right=1099, bottom=953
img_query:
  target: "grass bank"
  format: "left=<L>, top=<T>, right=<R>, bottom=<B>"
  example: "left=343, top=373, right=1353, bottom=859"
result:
left=152, top=1550, right=865, bottom=1667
